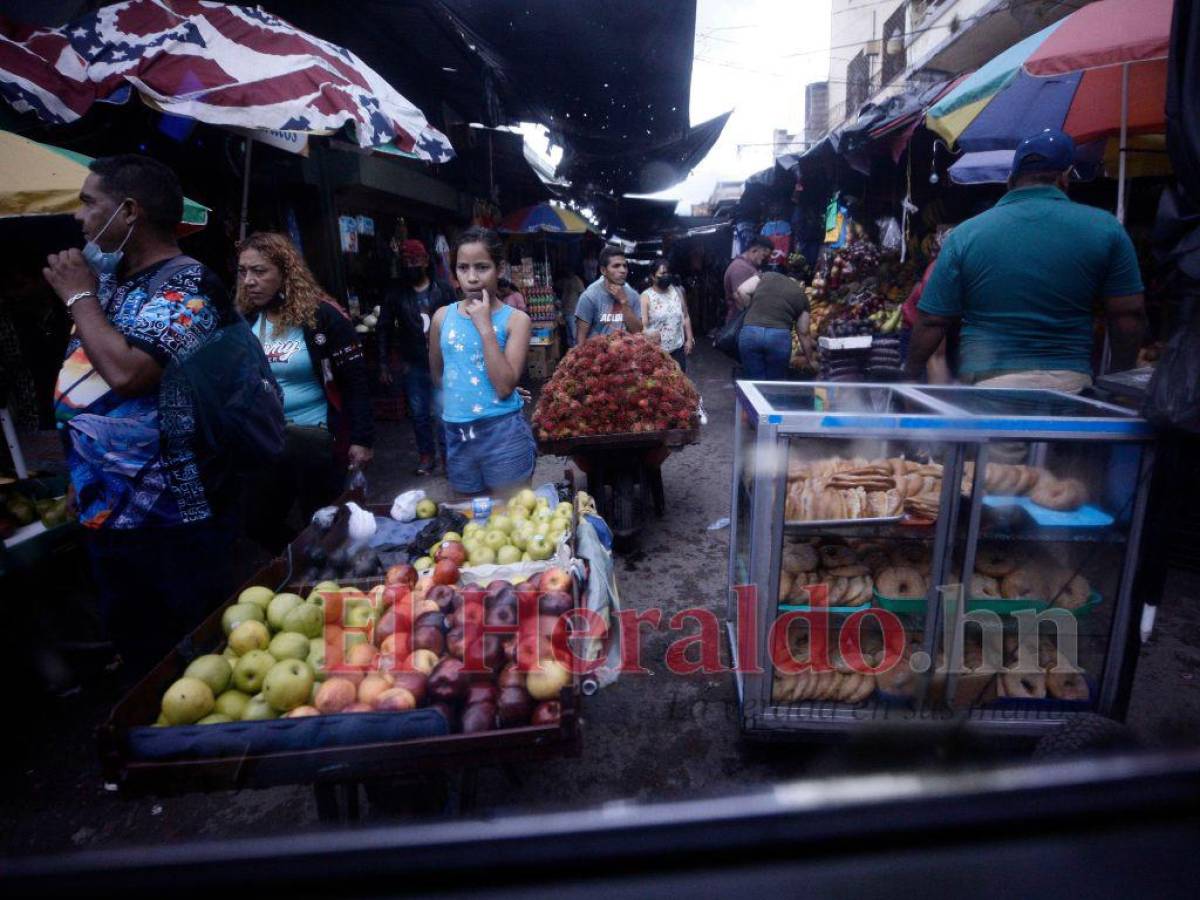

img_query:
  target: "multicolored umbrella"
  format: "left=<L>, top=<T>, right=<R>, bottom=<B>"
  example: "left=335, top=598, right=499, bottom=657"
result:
left=0, top=128, right=209, bottom=232
left=498, top=203, right=596, bottom=234
left=927, top=0, right=1171, bottom=151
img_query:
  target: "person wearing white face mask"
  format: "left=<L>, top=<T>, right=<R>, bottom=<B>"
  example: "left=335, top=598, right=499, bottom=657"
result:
left=44, top=154, right=234, bottom=684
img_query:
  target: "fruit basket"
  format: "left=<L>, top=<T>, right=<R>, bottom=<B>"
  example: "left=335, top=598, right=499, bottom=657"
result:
left=536, top=422, right=701, bottom=457
left=98, top=558, right=583, bottom=797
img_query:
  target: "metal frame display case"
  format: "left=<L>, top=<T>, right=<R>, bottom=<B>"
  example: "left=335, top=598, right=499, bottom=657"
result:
left=728, top=381, right=1155, bottom=739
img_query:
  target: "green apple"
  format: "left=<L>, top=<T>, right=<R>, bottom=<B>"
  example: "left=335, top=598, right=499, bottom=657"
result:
left=508, top=504, right=529, bottom=521
left=282, top=602, right=324, bottom=639
left=184, top=654, right=232, bottom=696
left=533, top=507, right=554, bottom=522
left=526, top=533, right=554, bottom=561
left=442, top=531, right=462, bottom=543
left=483, top=529, right=508, bottom=551
left=263, top=659, right=315, bottom=712
left=463, top=520, right=483, bottom=537
left=496, top=545, right=523, bottom=565
left=534, top=497, right=550, bottom=510
left=238, top=585, right=275, bottom=612
left=228, top=619, right=271, bottom=655
left=548, top=519, right=570, bottom=541
left=512, top=488, right=537, bottom=511
left=489, top=514, right=514, bottom=534
left=161, top=677, right=214, bottom=725
left=345, top=603, right=375, bottom=629
left=241, top=693, right=278, bottom=721
left=267, top=593, right=305, bottom=632
left=509, top=530, right=528, bottom=551
left=222, top=646, right=241, bottom=665
left=233, top=649, right=277, bottom=694
left=221, top=603, right=265, bottom=636
left=415, top=498, right=437, bottom=519
left=414, top=556, right=434, bottom=572
left=521, top=552, right=533, bottom=562
left=198, top=713, right=233, bottom=725
left=269, top=631, right=311, bottom=662
left=307, top=637, right=327, bottom=680
left=468, top=545, right=496, bottom=566
left=344, top=631, right=369, bottom=652
left=214, top=689, right=252, bottom=720
left=153, top=713, right=169, bottom=727
left=555, top=501, right=574, bottom=520
left=313, top=580, right=341, bottom=594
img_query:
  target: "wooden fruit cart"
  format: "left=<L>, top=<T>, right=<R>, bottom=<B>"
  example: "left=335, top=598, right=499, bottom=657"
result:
left=98, top=562, right=583, bottom=821
left=538, top=425, right=700, bottom=549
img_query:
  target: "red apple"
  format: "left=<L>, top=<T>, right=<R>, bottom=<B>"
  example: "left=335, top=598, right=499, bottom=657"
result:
left=538, top=591, right=573, bottom=618
left=379, top=631, right=411, bottom=663
left=385, top=564, right=418, bottom=587
left=428, top=657, right=470, bottom=702
left=358, top=673, right=393, bottom=706
left=414, top=575, right=435, bottom=602
left=413, top=624, right=446, bottom=656
left=318, top=590, right=344, bottom=625
left=285, top=705, right=321, bottom=718
left=374, top=686, right=417, bottom=712
left=405, top=649, right=439, bottom=675
left=540, top=566, right=572, bottom=594
left=427, top=584, right=456, bottom=612
left=497, top=686, right=533, bottom=726
left=413, top=597, right=440, bottom=619
left=314, top=678, right=357, bottom=714
left=531, top=700, right=562, bottom=725
left=391, top=670, right=428, bottom=705
left=447, top=626, right=465, bottom=660
left=497, top=664, right=525, bottom=689
left=415, top=609, right=446, bottom=631
left=461, top=702, right=496, bottom=734
left=467, top=682, right=498, bottom=706
left=434, top=541, right=467, bottom=567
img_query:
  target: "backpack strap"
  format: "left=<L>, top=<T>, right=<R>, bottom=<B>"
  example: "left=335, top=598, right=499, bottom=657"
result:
left=145, top=255, right=201, bottom=303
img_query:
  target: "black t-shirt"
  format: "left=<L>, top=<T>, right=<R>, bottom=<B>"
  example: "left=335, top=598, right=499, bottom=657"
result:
left=744, top=272, right=808, bottom=330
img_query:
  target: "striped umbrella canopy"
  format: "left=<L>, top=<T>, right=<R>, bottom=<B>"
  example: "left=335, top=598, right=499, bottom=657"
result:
left=0, top=128, right=209, bottom=232
left=926, top=0, right=1172, bottom=152
left=498, top=203, right=596, bottom=234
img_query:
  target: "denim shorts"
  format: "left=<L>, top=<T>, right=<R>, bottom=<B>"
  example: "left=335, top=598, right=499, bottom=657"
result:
left=443, top=410, right=536, bottom=495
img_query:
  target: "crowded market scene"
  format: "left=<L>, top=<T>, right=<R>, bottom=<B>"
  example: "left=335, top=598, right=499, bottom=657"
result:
left=2, top=0, right=1200, bottom=894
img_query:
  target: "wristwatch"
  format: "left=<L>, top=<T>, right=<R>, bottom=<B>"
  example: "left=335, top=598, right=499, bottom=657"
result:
left=65, top=290, right=97, bottom=309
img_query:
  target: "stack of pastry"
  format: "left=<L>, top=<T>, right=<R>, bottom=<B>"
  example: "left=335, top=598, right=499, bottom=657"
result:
left=772, top=627, right=878, bottom=704
left=778, top=540, right=874, bottom=607
left=962, top=461, right=1089, bottom=511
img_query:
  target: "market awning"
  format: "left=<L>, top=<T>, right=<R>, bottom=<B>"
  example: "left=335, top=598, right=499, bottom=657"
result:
left=0, top=128, right=208, bottom=232
left=0, top=0, right=454, bottom=160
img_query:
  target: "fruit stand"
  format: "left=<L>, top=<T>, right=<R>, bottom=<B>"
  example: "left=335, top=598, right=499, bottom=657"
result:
left=729, top=381, right=1155, bottom=739
left=99, top=486, right=595, bottom=817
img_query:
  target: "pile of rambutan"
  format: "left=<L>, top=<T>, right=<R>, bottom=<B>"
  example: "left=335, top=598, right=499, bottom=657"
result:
left=533, top=332, right=700, bottom=440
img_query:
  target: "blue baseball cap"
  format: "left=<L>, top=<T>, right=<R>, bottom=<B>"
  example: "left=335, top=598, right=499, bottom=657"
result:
left=1011, top=128, right=1076, bottom=177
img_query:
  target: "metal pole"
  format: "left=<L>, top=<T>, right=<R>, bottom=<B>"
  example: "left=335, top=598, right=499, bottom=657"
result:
left=1116, top=62, right=1129, bottom=225
left=239, top=135, right=253, bottom=241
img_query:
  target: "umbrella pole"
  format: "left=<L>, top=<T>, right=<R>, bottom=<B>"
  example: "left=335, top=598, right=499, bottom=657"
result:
left=239, top=136, right=253, bottom=241
left=1116, top=62, right=1129, bottom=225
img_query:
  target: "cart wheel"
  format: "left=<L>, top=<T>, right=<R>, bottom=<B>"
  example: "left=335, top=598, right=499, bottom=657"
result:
left=1032, top=713, right=1140, bottom=759
left=613, top=469, right=637, bottom=533
left=648, top=465, right=666, bottom=517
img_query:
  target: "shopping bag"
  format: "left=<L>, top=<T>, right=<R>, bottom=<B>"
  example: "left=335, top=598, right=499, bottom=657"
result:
left=1143, top=289, right=1200, bottom=433
left=714, top=308, right=746, bottom=361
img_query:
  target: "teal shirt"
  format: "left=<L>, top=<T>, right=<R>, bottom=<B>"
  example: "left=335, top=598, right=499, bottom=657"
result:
left=258, top=321, right=327, bottom=427
left=918, top=186, right=1144, bottom=377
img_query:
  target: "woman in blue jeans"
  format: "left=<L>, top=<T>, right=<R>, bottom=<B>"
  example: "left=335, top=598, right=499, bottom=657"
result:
left=429, top=228, right=537, bottom=496
left=736, top=271, right=809, bottom=380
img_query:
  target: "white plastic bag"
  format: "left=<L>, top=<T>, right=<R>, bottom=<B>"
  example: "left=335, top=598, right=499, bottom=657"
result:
left=877, top=216, right=903, bottom=253
left=390, top=489, right=426, bottom=522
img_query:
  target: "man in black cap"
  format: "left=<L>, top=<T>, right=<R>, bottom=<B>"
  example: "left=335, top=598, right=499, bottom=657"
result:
left=905, top=129, right=1147, bottom=391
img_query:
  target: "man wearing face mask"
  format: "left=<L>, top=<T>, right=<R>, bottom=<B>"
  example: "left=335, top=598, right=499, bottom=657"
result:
left=44, top=154, right=233, bottom=682
left=378, top=239, right=455, bottom=475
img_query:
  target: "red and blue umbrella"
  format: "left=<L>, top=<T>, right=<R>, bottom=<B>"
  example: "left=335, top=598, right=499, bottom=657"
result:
left=498, top=203, right=596, bottom=234
left=927, top=0, right=1171, bottom=153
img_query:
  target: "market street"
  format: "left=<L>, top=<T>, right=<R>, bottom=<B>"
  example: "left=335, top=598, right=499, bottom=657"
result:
left=4, top=343, right=1198, bottom=856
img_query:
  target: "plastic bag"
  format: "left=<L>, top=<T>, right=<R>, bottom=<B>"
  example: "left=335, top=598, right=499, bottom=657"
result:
left=877, top=216, right=903, bottom=253
left=390, top=489, right=427, bottom=522
left=1143, top=291, right=1200, bottom=433
left=345, top=467, right=368, bottom=495
left=713, top=308, right=746, bottom=361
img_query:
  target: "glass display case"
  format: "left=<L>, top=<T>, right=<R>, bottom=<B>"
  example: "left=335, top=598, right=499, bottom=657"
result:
left=728, top=382, right=1155, bottom=738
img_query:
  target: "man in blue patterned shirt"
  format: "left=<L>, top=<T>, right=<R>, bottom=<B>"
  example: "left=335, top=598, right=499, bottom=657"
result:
left=45, top=155, right=234, bottom=680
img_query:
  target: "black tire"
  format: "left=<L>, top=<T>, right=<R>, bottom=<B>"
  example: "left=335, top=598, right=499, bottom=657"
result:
left=1032, top=713, right=1140, bottom=760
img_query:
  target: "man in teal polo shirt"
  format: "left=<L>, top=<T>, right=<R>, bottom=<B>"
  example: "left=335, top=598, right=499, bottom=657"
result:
left=905, top=129, right=1146, bottom=392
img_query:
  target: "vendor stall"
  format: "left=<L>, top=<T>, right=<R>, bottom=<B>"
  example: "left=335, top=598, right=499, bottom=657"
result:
left=728, top=381, right=1154, bottom=739
left=97, top=480, right=620, bottom=817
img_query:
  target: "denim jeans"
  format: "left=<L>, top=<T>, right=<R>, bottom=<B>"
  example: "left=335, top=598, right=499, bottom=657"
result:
left=444, top=410, right=536, bottom=495
left=738, top=325, right=792, bottom=380
left=404, top=364, right=442, bottom=457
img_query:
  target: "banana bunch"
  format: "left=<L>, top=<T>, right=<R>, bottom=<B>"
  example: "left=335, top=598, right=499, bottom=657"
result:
left=866, top=304, right=904, bottom=334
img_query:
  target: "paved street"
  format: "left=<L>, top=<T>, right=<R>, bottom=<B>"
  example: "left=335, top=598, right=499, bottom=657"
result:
left=3, top=345, right=1199, bottom=857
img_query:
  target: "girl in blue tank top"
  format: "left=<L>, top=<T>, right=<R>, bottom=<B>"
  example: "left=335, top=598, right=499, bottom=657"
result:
left=430, top=228, right=536, bottom=495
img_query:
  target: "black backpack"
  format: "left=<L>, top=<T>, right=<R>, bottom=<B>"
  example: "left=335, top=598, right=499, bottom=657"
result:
left=152, top=258, right=286, bottom=484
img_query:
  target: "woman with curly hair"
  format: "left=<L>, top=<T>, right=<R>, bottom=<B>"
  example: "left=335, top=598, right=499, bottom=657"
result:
left=236, top=232, right=374, bottom=553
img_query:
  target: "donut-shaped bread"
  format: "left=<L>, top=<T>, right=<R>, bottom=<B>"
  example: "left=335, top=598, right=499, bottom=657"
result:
left=999, top=671, right=1046, bottom=699
left=1029, top=475, right=1088, bottom=511
left=819, top=543, right=858, bottom=568
left=1046, top=671, right=1090, bottom=701
left=1014, top=465, right=1040, bottom=495
left=970, top=573, right=1002, bottom=598
left=1001, top=568, right=1046, bottom=600
left=782, top=542, right=820, bottom=575
left=876, top=566, right=927, bottom=599
left=976, top=547, right=1019, bottom=577
left=1047, top=570, right=1091, bottom=610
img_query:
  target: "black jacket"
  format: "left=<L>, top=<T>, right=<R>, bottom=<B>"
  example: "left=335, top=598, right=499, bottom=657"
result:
left=246, top=300, right=374, bottom=452
left=378, top=278, right=456, bottom=368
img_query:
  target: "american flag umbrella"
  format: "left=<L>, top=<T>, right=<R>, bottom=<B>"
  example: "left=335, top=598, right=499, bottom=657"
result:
left=0, top=0, right=455, bottom=161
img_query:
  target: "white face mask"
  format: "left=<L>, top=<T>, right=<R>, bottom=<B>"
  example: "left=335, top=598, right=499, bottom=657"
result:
left=82, top=200, right=135, bottom=276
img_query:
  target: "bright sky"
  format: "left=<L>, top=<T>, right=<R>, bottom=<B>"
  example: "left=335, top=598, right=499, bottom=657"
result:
left=657, top=0, right=833, bottom=212
left=521, top=1, right=831, bottom=215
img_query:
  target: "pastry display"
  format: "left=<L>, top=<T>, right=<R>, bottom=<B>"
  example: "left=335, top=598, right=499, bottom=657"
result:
left=778, top=539, right=873, bottom=607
